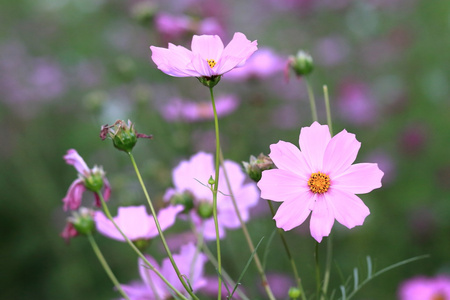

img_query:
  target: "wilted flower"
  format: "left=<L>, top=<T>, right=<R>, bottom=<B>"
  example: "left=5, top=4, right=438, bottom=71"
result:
left=121, top=243, right=207, bottom=299
left=243, top=153, right=275, bottom=182
left=94, top=205, right=183, bottom=242
left=398, top=275, right=450, bottom=300
left=100, top=120, right=152, bottom=153
left=164, top=152, right=260, bottom=240
left=60, top=207, right=95, bottom=244
left=150, top=32, right=257, bottom=87
left=257, top=122, right=384, bottom=242
left=62, top=149, right=111, bottom=211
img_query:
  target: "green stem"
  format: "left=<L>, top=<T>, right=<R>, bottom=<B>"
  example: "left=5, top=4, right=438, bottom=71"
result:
left=323, top=85, right=333, bottom=134
left=209, top=86, right=223, bottom=300
left=320, top=236, right=332, bottom=300
left=127, top=153, right=200, bottom=300
left=305, top=77, right=318, bottom=122
left=97, top=192, right=188, bottom=300
left=86, top=233, right=130, bottom=300
left=220, top=152, right=276, bottom=300
left=315, top=242, right=321, bottom=299
left=267, top=201, right=307, bottom=300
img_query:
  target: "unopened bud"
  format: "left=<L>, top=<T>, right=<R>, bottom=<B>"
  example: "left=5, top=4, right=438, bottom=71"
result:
left=208, top=176, right=215, bottom=186
left=197, top=201, right=214, bottom=219
left=84, top=166, right=105, bottom=193
left=288, top=287, right=301, bottom=299
left=100, top=120, right=152, bottom=153
left=243, top=153, right=275, bottom=182
left=289, top=50, right=314, bottom=77
left=69, top=207, right=96, bottom=236
left=133, top=238, right=151, bottom=252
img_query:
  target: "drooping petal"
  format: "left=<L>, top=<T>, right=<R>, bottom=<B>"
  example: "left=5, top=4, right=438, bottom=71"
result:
left=147, top=205, right=183, bottom=237
left=273, top=191, right=315, bottom=231
left=309, top=195, right=334, bottom=242
left=332, top=163, right=383, bottom=194
left=325, top=188, right=370, bottom=229
left=216, top=32, right=258, bottom=74
left=258, top=169, right=309, bottom=202
left=322, top=129, right=361, bottom=177
left=150, top=45, right=199, bottom=77
left=269, top=140, right=311, bottom=179
left=64, top=149, right=90, bottom=176
left=191, top=34, right=224, bottom=61
left=299, top=122, right=331, bottom=171
left=62, top=179, right=85, bottom=211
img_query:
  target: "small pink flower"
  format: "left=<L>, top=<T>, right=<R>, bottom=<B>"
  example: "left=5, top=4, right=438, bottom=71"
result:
left=398, top=275, right=450, bottom=300
left=121, top=243, right=207, bottom=299
left=94, top=205, right=183, bottom=242
left=62, top=149, right=111, bottom=211
left=257, top=122, right=384, bottom=242
left=150, top=32, right=258, bottom=78
left=164, top=152, right=260, bottom=240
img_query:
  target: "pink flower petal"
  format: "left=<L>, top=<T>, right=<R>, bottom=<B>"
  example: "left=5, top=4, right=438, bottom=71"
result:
left=258, top=169, right=309, bottom=202
left=191, top=34, right=224, bottom=61
left=202, top=217, right=226, bottom=241
left=309, top=195, right=334, bottom=242
left=273, top=192, right=315, bottom=231
left=269, top=140, right=311, bottom=179
left=191, top=53, right=215, bottom=77
left=332, top=163, right=383, bottom=194
left=150, top=45, right=198, bottom=77
left=217, top=32, right=258, bottom=74
left=147, top=205, right=183, bottom=237
left=64, top=149, right=89, bottom=176
left=322, top=129, right=361, bottom=177
left=62, top=179, right=85, bottom=211
left=325, top=188, right=370, bottom=229
left=299, top=122, right=331, bottom=172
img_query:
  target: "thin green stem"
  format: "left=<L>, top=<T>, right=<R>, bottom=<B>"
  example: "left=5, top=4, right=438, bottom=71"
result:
left=315, top=242, right=321, bottom=299
left=127, top=153, right=200, bottom=300
left=86, top=233, right=130, bottom=300
left=97, top=192, right=188, bottom=300
left=209, top=86, right=222, bottom=300
left=323, top=85, right=333, bottom=135
left=320, top=237, right=332, bottom=300
left=219, top=152, right=276, bottom=300
left=305, top=77, right=318, bottom=122
left=267, top=201, right=307, bottom=300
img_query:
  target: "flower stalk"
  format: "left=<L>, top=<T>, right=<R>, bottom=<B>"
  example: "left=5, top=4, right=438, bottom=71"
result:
left=305, top=77, right=318, bottom=122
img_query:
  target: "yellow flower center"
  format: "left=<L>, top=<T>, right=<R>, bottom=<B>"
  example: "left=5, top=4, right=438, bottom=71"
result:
left=308, top=172, right=330, bottom=194
left=207, top=59, right=216, bottom=68
left=431, top=293, right=447, bottom=300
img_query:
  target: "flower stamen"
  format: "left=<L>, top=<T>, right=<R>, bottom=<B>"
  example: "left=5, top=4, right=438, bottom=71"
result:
left=207, top=59, right=216, bottom=68
left=308, top=172, right=330, bottom=194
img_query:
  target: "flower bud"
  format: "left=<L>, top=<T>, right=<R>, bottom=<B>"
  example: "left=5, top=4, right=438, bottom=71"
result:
left=289, top=50, right=314, bottom=77
left=288, top=287, right=301, bottom=299
left=133, top=238, right=152, bottom=252
left=197, top=201, right=214, bottom=219
left=197, top=75, right=222, bottom=88
left=68, top=207, right=96, bottom=236
left=243, top=153, right=275, bottom=182
left=208, top=176, right=215, bottom=186
left=170, top=192, right=194, bottom=213
left=100, top=120, right=152, bottom=153
left=83, top=166, right=105, bottom=193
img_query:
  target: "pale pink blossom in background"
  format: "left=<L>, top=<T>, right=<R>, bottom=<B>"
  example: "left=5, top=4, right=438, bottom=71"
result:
left=150, top=32, right=257, bottom=77
left=164, top=152, right=260, bottom=240
left=224, top=48, right=285, bottom=81
left=159, top=94, right=239, bottom=122
left=62, top=149, right=111, bottom=211
left=94, top=205, right=183, bottom=242
left=121, top=243, right=207, bottom=299
left=258, top=122, right=383, bottom=242
left=154, top=12, right=192, bottom=41
left=398, top=275, right=450, bottom=300
left=337, top=81, right=378, bottom=125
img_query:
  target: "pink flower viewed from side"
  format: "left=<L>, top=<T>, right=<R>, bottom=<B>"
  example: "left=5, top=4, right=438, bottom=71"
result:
left=121, top=243, right=207, bottom=299
left=62, top=149, right=111, bottom=211
left=257, top=122, right=384, bottom=242
left=159, top=94, right=239, bottom=123
left=164, top=152, right=260, bottom=240
left=150, top=32, right=258, bottom=78
left=398, top=275, right=450, bottom=300
left=94, top=205, right=183, bottom=242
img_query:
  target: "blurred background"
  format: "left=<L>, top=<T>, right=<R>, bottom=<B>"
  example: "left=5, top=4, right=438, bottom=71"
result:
left=1, top=0, right=449, bottom=299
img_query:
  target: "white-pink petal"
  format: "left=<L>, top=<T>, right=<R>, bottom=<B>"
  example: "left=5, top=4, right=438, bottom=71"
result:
left=332, top=163, right=383, bottom=194
left=299, top=122, right=331, bottom=172
left=325, top=188, right=370, bottom=229
left=322, top=129, right=361, bottom=177
left=191, top=34, right=224, bottom=61
left=217, top=32, right=258, bottom=74
left=309, top=195, right=334, bottom=242
left=64, top=149, right=89, bottom=176
left=273, top=191, right=315, bottom=231
left=258, top=169, right=309, bottom=202
left=269, top=140, right=311, bottom=179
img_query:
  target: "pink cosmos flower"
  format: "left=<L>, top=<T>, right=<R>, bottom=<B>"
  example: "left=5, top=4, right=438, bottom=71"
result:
left=159, top=94, right=239, bottom=122
left=94, top=205, right=183, bottom=242
left=398, top=275, right=450, bottom=300
left=164, top=152, right=260, bottom=240
left=150, top=32, right=258, bottom=78
left=62, top=149, right=111, bottom=211
left=121, top=243, right=207, bottom=299
left=257, top=122, right=384, bottom=242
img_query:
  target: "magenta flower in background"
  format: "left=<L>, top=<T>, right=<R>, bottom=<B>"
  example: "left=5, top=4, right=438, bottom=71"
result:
left=150, top=32, right=257, bottom=78
left=121, top=243, right=207, bottom=299
left=94, top=205, right=183, bottom=242
left=154, top=12, right=192, bottom=41
left=398, top=275, right=450, bottom=300
left=337, top=81, right=378, bottom=126
left=257, top=122, right=384, bottom=242
left=62, top=149, right=111, bottom=211
left=159, top=94, right=239, bottom=122
left=164, top=152, right=260, bottom=240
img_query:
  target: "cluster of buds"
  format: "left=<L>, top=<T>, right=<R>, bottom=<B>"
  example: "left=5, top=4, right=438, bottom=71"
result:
left=100, top=120, right=153, bottom=153
left=287, top=50, right=314, bottom=78
left=243, top=153, right=276, bottom=182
